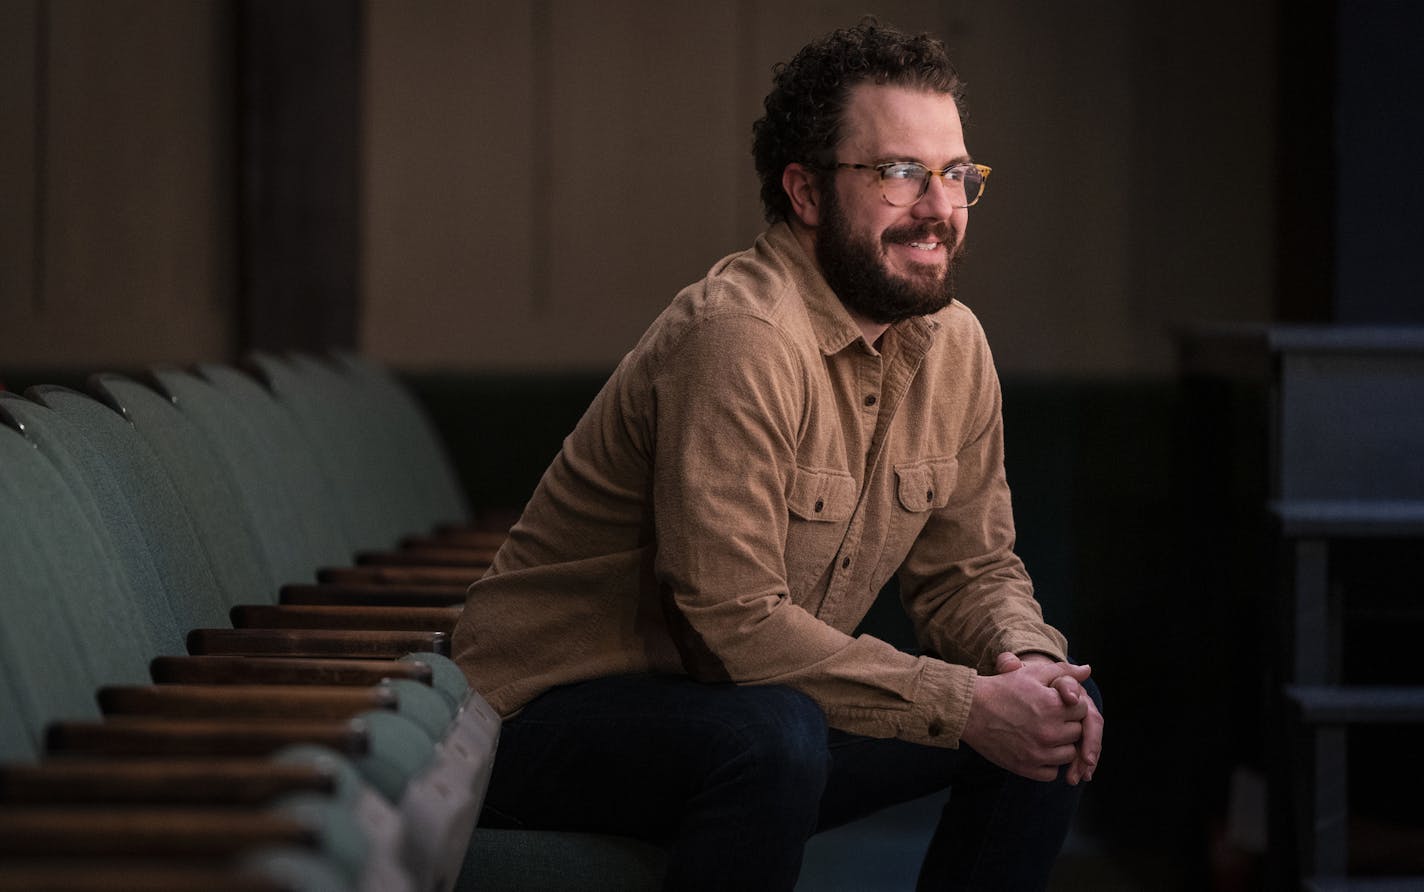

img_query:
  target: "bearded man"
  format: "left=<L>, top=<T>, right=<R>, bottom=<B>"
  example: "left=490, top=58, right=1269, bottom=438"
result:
left=453, top=21, right=1103, bottom=891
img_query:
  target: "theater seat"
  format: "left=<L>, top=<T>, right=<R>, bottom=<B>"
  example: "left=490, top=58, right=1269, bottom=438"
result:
left=1, top=390, right=494, bottom=891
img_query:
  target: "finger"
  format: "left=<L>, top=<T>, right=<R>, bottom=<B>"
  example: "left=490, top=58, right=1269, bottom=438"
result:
left=1042, top=720, right=1083, bottom=747
left=1065, top=703, right=1104, bottom=785
left=1010, top=760, right=1063, bottom=783
left=1058, top=662, right=1092, bottom=682
left=995, top=652, right=1023, bottom=674
left=1054, top=695, right=1089, bottom=723
left=1040, top=743, right=1078, bottom=766
left=1079, top=701, right=1105, bottom=778
left=1050, top=675, right=1081, bottom=706
left=1069, top=745, right=1097, bottom=785
left=1019, top=661, right=1072, bottom=687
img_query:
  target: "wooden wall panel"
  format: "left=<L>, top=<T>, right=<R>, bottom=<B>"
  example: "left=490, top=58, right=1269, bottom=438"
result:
left=0, top=1, right=38, bottom=328
left=362, top=0, right=746, bottom=370
left=0, top=1, right=1286, bottom=378
left=0, top=0, right=234, bottom=370
left=361, top=0, right=537, bottom=368
left=538, top=0, right=743, bottom=363
left=361, top=2, right=1275, bottom=376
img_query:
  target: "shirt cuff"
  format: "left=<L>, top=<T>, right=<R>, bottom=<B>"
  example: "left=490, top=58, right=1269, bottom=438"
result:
left=985, top=628, right=1069, bottom=672
left=905, top=656, right=976, bottom=749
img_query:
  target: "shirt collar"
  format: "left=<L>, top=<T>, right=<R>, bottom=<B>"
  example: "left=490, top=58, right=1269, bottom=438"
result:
left=765, top=221, right=940, bottom=359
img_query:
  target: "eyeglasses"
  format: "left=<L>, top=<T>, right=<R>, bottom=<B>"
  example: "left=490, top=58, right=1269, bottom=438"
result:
left=832, top=161, right=992, bottom=208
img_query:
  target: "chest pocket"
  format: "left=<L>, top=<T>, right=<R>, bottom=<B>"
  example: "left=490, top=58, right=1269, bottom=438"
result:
left=894, top=457, right=957, bottom=513
left=784, top=465, right=856, bottom=603
left=786, top=465, right=856, bottom=522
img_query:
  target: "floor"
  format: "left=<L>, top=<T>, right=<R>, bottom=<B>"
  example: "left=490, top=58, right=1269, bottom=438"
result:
left=795, top=791, right=1157, bottom=892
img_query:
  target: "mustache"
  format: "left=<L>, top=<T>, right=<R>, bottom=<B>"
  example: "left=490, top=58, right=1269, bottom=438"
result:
left=881, top=222, right=957, bottom=246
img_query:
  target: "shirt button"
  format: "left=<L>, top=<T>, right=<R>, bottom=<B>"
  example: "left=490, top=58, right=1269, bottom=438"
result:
left=926, top=489, right=934, bottom=502
left=928, top=722, right=944, bottom=737
left=864, top=394, right=877, bottom=407
left=841, top=557, right=851, bottom=569
left=814, top=499, right=824, bottom=513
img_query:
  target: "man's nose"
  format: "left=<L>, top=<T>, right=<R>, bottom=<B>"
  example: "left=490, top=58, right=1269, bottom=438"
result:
left=912, top=174, right=957, bottom=218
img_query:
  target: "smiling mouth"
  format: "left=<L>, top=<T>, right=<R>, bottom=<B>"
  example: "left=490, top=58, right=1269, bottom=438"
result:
left=908, top=241, right=941, bottom=251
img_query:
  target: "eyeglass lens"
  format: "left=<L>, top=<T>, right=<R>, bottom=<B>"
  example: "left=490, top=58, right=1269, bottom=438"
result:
left=881, top=164, right=983, bottom=208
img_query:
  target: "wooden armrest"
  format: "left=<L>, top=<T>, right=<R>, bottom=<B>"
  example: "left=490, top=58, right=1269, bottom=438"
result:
left=355, top=547, right=493, bottom=568
left=0, top=758, right=335, bottom=805
left=46, top=716, right=368, bottom=758
left=230, top=604, right=459, bottom=634
left=149, top=654, right=434, bottom=687
left=314, top=564, right=481, bottom=587
left=284, top=581, right=467, bottom=606
left=186, top=627, right=449, bottom=659
left=97, top=684, right=397, bottom=719
left=0, top=860, right=283, bottom=892
left=0, top=806, right=316, bottom=857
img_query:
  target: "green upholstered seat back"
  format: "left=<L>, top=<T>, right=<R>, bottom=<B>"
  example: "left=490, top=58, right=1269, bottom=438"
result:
left=0, top=415, right=141, bottom=737
left=331, top=353, right=472, bottom=529
left=289, top=353, right=436, bottom=544
left=151, top=367, right=333, bottom=586
left=0, top=662, right=40, bottom=762
left=250, top=353, right=423, bottom=550
left=195, top=363, right=360, bottom=566
left=87, top=375, right=282, bottom=604
left=1, top=392, right=187, bottom=652
left=30, top=385, right=235, bottom=630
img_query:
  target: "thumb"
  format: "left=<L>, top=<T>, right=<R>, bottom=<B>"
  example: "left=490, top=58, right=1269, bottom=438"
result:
left=995, top=652, right=1024, bottom=674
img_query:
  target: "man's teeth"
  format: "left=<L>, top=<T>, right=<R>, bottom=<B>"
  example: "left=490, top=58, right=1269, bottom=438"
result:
left=909, top=241, right=940, bottom=250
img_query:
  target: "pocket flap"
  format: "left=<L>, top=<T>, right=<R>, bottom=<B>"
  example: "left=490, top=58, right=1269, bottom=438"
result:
left=787, top=465, right=856, bottom=522
left=894, top=458, right=957, bottom=512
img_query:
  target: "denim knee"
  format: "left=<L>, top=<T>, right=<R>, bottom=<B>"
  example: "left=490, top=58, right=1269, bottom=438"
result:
left=1081, top=674, right=1104, bottom=715
left=706, top=685, right=831, bottom=802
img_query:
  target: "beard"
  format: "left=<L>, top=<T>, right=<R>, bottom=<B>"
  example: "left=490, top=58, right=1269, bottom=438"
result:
left=814, top=184, right=963, bottom=325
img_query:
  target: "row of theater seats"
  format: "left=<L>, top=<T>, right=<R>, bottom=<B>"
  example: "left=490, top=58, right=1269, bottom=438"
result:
left=0, top=355, right=509, bottom=891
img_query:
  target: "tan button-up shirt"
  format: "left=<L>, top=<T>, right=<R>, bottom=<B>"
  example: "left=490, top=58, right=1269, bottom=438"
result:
left=452, top=222, right=1067, bottom=748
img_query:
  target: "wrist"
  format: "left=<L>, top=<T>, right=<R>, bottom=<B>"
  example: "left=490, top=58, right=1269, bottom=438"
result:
left=1016, top=651, right=1059, bottom=666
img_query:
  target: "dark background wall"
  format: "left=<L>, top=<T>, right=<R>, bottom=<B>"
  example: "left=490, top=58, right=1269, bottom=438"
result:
left=3, top=0, right=1286, bottom=374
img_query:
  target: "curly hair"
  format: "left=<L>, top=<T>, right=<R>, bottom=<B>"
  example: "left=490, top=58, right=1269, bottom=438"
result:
left=751, top=21, right=964, bottom=224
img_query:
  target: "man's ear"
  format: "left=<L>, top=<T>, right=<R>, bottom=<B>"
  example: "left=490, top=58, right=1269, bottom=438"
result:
left=782, top=163, right=822, bottom=227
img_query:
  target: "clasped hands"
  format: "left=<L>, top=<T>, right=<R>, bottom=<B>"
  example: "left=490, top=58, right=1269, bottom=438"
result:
left=959, top=652, right=1102, bottom=786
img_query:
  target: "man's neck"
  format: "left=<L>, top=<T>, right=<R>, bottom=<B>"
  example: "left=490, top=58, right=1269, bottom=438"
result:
left=850, top=314, right=891, bottom=350
left=788, top=219, right=892, bottom=349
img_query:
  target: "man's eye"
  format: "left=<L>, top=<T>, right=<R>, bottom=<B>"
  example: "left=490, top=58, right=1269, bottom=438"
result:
left=882, top=164, right=922, bottom=181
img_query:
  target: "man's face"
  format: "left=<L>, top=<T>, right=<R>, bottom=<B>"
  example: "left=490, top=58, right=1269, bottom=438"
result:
left=813, top=84, right=971, bottom=325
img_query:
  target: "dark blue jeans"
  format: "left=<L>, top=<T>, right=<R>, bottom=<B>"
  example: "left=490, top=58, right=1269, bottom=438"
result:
left=478, top=673, right=1094, bottom=891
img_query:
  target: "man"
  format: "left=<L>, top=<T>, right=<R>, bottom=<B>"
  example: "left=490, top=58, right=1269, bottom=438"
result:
left=453, top=20, right=1103, bottom=891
